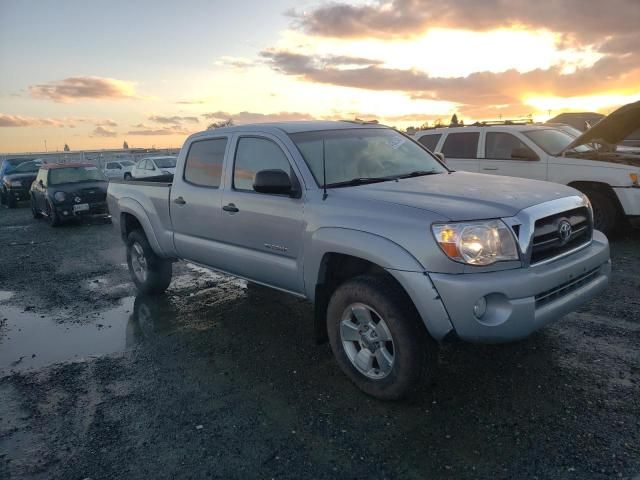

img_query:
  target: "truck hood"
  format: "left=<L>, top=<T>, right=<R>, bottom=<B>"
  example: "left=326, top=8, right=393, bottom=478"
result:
left=565, top=100, right=640, bottom=151
left=334, top=171, right=578, bottom=221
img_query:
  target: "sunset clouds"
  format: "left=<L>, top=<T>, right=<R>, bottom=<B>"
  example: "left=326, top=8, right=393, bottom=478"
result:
left=28, top=76, right=137, bottom=102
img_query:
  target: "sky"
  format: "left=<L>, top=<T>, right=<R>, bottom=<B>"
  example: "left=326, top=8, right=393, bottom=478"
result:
left=1, top=0, right=639, bottom=153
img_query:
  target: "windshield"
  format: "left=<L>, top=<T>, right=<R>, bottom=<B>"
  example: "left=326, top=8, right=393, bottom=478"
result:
left=154, top=157, right=176, bottom=168
left=48, top=166, right=107, bottom=185
left=12, top=161, right=41, bottom=173
left=289, top=128, right=446, bottom=187
left=524, top=128, right=592, bottom=155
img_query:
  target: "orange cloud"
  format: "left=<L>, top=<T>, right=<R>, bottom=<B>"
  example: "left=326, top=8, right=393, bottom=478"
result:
left=28, top=76, right=137, bottom=102
left=90, top=126, right=118, bottom=137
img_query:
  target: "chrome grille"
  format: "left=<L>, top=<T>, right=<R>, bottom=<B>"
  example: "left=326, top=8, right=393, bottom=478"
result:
left=530, top=207, right=592, bottom=264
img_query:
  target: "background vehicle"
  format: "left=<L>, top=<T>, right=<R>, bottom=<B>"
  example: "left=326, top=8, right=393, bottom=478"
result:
left=0, top=157, right=38, bottom=183
left=414, top=101, right=640, bottom=234
left=0, top=160, right=42, bottom=208
left=108, top=121, right=610, bottom=400
left=31, top=163, right=109, bottom=226
left=131, top=156, right=177, bottom=180
left=103, top=160, right=135, bottom=180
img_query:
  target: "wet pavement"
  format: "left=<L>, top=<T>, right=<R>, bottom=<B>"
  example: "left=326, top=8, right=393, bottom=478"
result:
left=0, top=204, right=639, bottom=479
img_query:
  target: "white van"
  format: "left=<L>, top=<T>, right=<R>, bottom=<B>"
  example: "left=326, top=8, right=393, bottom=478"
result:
left=413, top=101, right=640, bottom=234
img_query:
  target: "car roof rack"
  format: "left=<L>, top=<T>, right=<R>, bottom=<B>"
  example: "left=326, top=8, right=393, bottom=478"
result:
left=468, top=119, right=534, bottom=126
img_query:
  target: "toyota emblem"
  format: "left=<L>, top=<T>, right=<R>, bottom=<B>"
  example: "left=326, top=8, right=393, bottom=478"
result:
left=558, top=220, right=572, bottom=245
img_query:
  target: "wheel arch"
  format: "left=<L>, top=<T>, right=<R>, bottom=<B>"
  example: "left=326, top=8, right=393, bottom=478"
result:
left=118, top=198, right=165, bottom=256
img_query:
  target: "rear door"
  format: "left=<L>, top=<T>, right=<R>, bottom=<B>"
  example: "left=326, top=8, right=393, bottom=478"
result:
left=479, top=130, right=547, bottom=180
left=104, top=162, right=122, bottom=178
left=439, top=131, right=480, bottom=172
left=170, top=136, right=230, bottom=267
left=218, top=134, right=306, bottom=294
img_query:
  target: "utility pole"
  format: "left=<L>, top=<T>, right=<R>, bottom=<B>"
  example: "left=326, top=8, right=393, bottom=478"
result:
left=44, top=140, right=48, bottom=152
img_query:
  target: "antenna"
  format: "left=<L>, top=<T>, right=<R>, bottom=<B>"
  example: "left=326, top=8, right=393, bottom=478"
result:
left=322, top=138, right=328, bottom=200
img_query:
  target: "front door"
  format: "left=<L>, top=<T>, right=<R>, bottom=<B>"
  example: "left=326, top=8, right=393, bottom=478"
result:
left=170, top=137, right=229, bottom=267
left=439, top=131, right=480, bottom=172
left=478, top=131, right=547, bottom=180
left=219, top=135, right=306, bottom=294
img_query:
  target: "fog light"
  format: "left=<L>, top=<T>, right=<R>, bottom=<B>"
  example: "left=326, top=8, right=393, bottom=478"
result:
left=473, top=297, right=487, bottom=318
left=63, top=210, right=69, bottom=216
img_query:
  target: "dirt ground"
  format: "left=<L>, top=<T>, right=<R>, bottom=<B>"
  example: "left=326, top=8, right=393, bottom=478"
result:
left=0, top=204, right=638, bottom=479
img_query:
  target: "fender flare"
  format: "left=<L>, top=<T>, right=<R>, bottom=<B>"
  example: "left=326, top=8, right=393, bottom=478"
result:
left=304, top=227, right=424, bottom=300
left=117, top=197, right=165, bottom=256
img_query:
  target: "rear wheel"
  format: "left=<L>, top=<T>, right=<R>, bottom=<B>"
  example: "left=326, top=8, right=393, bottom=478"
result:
left=583, top=189, right=619, bottom=235
left=327, top=275, right=438, bottom=400
left=126, top=229, right=172, bottom=294
left=124, top=173, right=132, bottom=181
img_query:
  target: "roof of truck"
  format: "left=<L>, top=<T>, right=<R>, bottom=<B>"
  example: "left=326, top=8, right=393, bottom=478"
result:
left=193, top=120, right=387, bottom=137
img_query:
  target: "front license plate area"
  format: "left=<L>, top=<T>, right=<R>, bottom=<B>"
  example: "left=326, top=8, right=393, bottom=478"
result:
left=73, top=203, right=89, bottom=213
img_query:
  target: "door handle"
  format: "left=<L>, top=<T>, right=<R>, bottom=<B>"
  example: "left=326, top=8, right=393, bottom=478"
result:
left=222, top=203, right=239, bottom=213
left=482, top=167, right=499, bottom=171
left=174, top=196, right=186, bottom=205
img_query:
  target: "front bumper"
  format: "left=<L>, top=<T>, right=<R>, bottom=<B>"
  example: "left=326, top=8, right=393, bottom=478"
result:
left=54, top=201, right=109, bottom=219
left=6, top=187, right=30, bottom=202
left=613, top=186, right=640, bottom=216
left=426, top=230, right=610, bottom=343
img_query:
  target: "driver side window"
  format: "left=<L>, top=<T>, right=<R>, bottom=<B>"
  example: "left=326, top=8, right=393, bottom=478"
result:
left=233, top=137, right=292, bottom=192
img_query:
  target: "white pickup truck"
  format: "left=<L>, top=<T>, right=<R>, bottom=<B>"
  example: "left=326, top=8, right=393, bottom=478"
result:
left=414, top=101, right=640, bottom=234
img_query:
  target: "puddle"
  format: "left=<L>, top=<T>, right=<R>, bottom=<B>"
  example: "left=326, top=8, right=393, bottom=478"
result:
left=0, top=291, right=15, bottom=302
left=0, top=296, right=175, bottom=375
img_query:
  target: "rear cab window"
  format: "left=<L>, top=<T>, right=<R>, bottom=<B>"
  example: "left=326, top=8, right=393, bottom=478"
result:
left=184, top=138, right=228, bottom=188
left=441, top=132, right=480, bottom=158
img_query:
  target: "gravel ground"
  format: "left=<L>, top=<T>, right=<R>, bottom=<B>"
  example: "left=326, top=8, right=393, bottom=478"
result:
left=0, top=205, right=638, bottom=479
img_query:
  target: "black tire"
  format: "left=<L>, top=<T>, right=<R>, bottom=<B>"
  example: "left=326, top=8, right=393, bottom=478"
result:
left=583, top=189, right=619, bottom=235
left=126, top=229, right=172, bottom=295
left=327, top=275, right=438, bottom=400
left=31, top=196, right=42, bottom=218
left=0, top=188, right=6, bottom=206
left=124, top=173, right=132, bottom=181
left=46, top=200, right=61, bottom=227
left=6, top=193, right=17, bottom=208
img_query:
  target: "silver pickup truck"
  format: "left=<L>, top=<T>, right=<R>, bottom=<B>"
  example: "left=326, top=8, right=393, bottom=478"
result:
left=107, top=121, right=611, bottom=399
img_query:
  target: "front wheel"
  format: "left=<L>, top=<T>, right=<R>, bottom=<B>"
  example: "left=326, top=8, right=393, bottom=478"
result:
left=327, top=275, right=438, bottom=400
left=124, top=173, right=132, bottom=181
left=46, top=200, right=61, bottom=227
left=126, top=229, right=172, bottom=294
left=31, top=196, right=42, bottom=218
left=6, top=193, right=17, bottom=208
left=584, top=189, right=619, bottom=235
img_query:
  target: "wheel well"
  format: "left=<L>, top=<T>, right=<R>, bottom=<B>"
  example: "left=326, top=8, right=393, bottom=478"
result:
left=313, top=253, right=415, bottom=344
left=568, top=181, right=624, bottom=214
left=121, top=212, right=143, bottom=240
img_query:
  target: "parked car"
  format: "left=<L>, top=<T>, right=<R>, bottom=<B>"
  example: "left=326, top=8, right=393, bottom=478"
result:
left=0, top=160, right=42, bottom=208
left=30, top=163, right=109, bottom=226
left=0, top=157, right=38, bottom=184
left=413, top=101, right=640, bottom=234
left=103, top=160, right=135, bottom=180
left=131, top=156, right=177, bottom=180
left=108, top=121, right=610, bottom=400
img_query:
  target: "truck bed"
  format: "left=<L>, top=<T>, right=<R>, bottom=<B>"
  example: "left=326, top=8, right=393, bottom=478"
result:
left=107, top=178, right=177, bottom=258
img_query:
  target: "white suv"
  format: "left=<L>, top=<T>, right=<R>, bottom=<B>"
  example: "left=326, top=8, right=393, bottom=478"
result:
left=131, top=156, right=177, bottom=180
left=413, top=102, right=640, bottom=234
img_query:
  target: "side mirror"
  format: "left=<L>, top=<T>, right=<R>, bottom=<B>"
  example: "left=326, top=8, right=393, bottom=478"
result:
left=253, top=169, right=293, bottom=195
left=38, top=179, right=44, bottom=187
left=511, top=147, right=538, bottom=161
left=434, top=152, right=446, bottom=164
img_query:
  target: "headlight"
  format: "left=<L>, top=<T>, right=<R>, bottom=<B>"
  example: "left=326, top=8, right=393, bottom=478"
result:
left=53, top=191, right=66, bottom=202
left=432, top=220, right=519, bottom=265
left=630, top=172, right=639, bottom=186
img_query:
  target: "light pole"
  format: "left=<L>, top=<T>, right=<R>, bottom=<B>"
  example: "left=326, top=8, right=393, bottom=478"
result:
left=44, top=140, right=47, bottom=152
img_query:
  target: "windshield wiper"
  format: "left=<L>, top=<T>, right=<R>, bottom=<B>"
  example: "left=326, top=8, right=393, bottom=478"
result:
left=325, top=176, right=398, bottom=188
left=396, top=170, right=441, bottom=179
